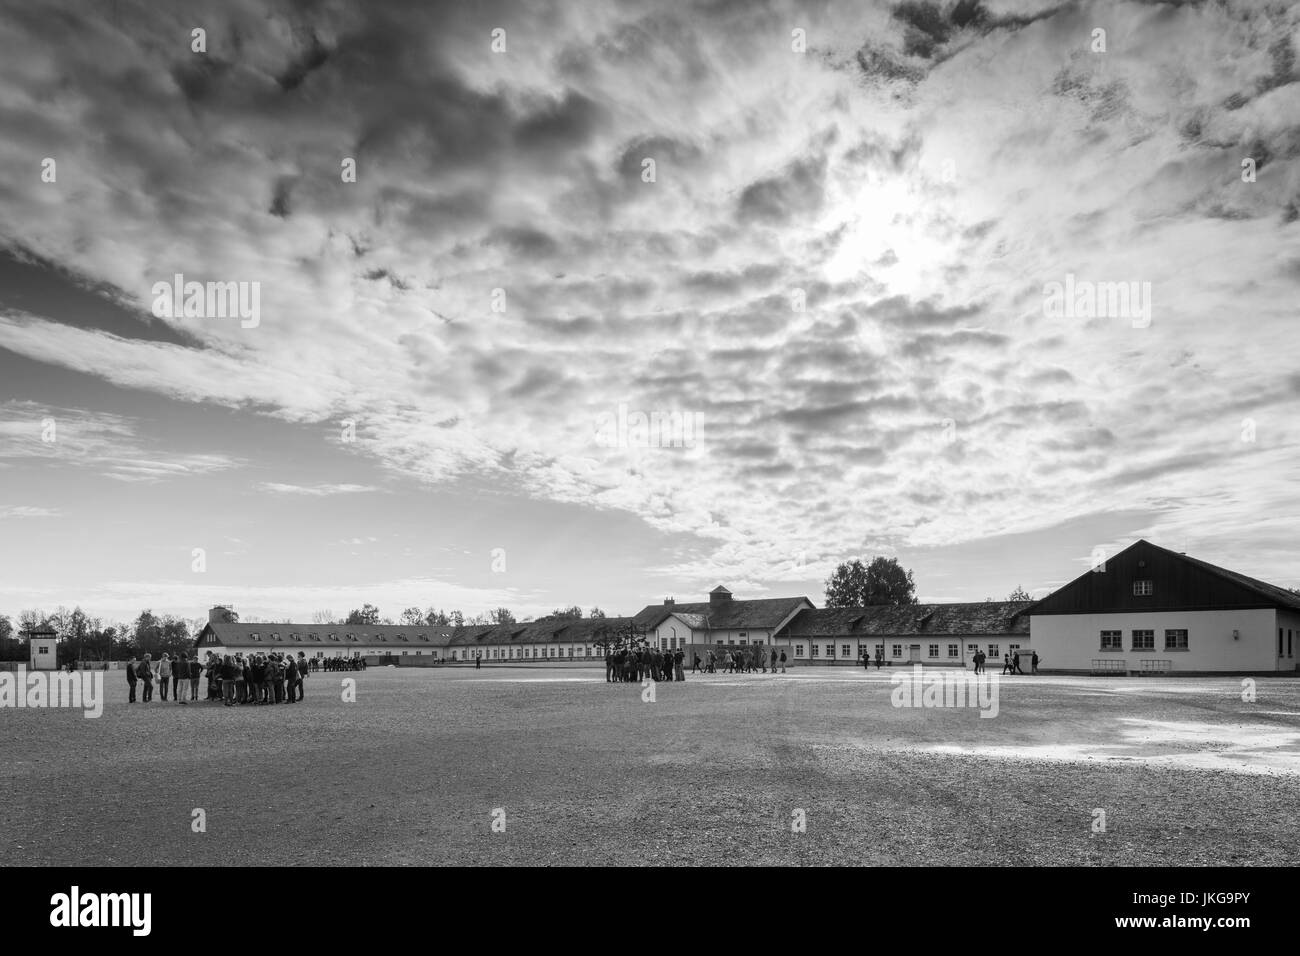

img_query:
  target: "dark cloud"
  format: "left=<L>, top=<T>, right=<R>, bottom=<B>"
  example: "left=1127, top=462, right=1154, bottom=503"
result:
left=737, top=155, right=828, bottom=224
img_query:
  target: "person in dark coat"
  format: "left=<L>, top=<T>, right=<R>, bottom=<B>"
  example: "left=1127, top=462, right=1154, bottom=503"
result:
left=779, top=650, right=787, bottom=673
left=138, top=654, right=154, bottom=702
left=1032, top=651, right=1040, bottom=675
left=126, top=657, right=138, bottom=703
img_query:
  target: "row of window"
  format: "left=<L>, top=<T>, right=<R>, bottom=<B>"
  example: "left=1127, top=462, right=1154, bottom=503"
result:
left=793, top=643, right=1020, bottom=659
left=1098, top=629, right=1188, bottom=651
left=244, top=632, right=435, bottom=643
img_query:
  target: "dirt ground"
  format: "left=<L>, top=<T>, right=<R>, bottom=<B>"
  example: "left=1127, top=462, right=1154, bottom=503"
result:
left=2, top=665, right=1297, bottom=865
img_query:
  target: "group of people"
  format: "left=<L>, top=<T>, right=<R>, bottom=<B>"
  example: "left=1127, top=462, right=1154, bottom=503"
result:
left=969, top=649, right=1041, bottom=675
left=124, top=651, right=322, bottom=705
left=605, top=646, right=686, bottom=682
left=603, top=645, right=795, bottom=681
left=320, top=656, right=367, bottom=671
left=698, top=647, right=787, bottom=674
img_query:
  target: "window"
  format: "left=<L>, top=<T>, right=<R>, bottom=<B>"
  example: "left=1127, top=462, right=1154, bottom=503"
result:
left=811, top=644, right=819, bottom=657
left=329, top=633, right=339, bottom=641
left=290, top=633, right=302, bottom=642
left=1289, top=630, right=1293, bottom=657
left=928, top=644, right=939, bottom=658
left=1164, top=629, right=1188, bottom=650
left=37, top=646, right=48, bottom=654
left=987, top=644, right=999, bottom=657
left=346, top=634, right=357, bottom=642
left=715, top=639, right=724, bottom=646
left=1132, top=579, right=1153, bottom=596
left=418, top=634, right=428, bottom=642
left=795, top=644, right=805, bottom=658
left=739, top=639, right=748, bottom=646
left=824, top=643, right=834, bottom=657
left=271, top=633, right=281, bottom=641
left=1132, top=630, right=1154, bottom=650
left=308, top=633, right=321, bottom=642
left=967, top=644, right=978, bottom=653
left=948, top=644, right=959, bottom=658
left=1009, top=645, right=1020, bottom=654
left=738, top=632, right=748, bottom=639
left=1100, top=630, right=1122, bottom=650
left=375, top=634, right=386, bottom=642
left=875, top=644, right=884, bottom=658
left=396, top=634, right=408, bottom=642
left=251, top=633, right=262, bottom=642
left=892, top=644, right=902, bottom=658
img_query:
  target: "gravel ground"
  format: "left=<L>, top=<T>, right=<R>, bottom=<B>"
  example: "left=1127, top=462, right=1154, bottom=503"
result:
left=2, top=666, right=1297, bottom=866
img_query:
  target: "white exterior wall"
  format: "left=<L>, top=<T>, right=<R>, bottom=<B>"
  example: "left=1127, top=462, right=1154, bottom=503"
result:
left=650, top=615, right=706, bottom=649
left=1029, top=608, right=1279, bottom=673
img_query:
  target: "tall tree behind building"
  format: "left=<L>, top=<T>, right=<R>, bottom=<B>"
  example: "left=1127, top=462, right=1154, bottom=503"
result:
left=824, top=556, right=918, bottom=607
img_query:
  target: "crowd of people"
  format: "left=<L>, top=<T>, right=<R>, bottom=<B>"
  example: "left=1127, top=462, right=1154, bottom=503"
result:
left=122, top=651, right=364, bottom=704
left=604, top=644, right=791, bottom=681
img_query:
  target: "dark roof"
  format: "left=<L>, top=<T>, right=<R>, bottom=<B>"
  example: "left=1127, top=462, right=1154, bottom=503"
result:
left=781, top=602, right=1031, bottom=638
left=633, top=597, right=812, bottom=631
left=1171, top=546, right=1300, bottom=612
left=201, top=617, right=638, bottom=649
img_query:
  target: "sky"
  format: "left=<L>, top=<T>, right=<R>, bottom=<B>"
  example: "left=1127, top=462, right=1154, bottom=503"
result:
left=1, top=0, right=1298, bottom=625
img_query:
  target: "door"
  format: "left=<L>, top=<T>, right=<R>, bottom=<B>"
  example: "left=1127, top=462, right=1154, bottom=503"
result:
left=908, top=644, right=921, bottom=662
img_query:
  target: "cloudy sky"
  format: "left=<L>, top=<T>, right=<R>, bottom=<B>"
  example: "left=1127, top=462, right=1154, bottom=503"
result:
left=1, top=0, right=1298, bottom=624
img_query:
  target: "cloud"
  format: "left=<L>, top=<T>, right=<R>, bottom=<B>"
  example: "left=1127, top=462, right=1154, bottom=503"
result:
left=0, top=0, right=1298, bottom=592
left=258, top=482, right=379, bottom=496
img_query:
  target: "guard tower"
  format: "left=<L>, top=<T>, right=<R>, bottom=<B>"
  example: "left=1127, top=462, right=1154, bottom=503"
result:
left=26, top=628, right=58, bottom=670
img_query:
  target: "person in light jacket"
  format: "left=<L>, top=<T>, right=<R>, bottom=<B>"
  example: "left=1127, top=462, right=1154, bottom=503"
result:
left=157, top=653, right=172, bottom=701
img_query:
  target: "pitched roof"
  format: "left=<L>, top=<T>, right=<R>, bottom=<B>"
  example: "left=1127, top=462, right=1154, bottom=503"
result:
left=201, top=617, right=639, bottom=649
left=632, top=597, right=812, bottom=631
left=781, top=602, right=1031, bottom=638
left=1167, top=545, right=1300, bottom=612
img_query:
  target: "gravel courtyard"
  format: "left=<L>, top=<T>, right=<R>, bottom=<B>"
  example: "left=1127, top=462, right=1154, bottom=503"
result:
left=2, top=665, right=1298, bottom=866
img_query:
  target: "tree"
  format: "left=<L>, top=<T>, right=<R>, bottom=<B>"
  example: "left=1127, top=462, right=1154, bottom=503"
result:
left=310, top=610, right=336, bottom=625
left=824, top=556, right=917, bottom=608
left=132, top=610, right=163, bottom=656
left=588, top=606, right=606, bottom=619
left=424, top=608, right=450, bottom=626
left=399, top=607, right=425, bottom=626
left=448, top=610, right=465, bottom=627
left=345, top=604, right=381, bottom=625
left=1007, top=585, right=1033, bottom=602
left=489, top=607, right=516, bottom=625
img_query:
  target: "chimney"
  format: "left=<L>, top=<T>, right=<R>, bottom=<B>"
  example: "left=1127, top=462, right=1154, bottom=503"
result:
left=664, top=598, right=674, bottom=606
left=209, top=605, right=233, bottom=624
left=709, top=585, right=732, bottom=606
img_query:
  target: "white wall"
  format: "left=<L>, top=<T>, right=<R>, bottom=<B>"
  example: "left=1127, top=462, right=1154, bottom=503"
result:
left=1029, top=608, right=1278, bottom=673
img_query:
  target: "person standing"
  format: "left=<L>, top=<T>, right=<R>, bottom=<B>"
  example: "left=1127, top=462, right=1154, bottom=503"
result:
left=284, top=655, right=298, bottom=704
left=674, top=648, right=685, bottom=682
left=157, top=653, right=171, bottom=701
left=189, top=656, right=202, bottom=700
left=296, top=653, right=308, bottom=701
left=475, top=653, right=481, bottom=670
left=172, top=654, right=188, bottom=703
left=126, top=656, right=138, bottom=703
left=139, top=654, right=154, bottom=702
left=1031, top=651, right=1040, bottom=675
left=779, top=649, right=787, bottom=673
left=220, top=655, right=237, bottom=706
